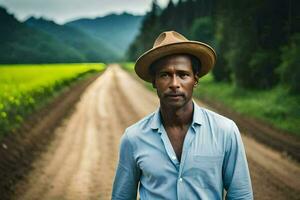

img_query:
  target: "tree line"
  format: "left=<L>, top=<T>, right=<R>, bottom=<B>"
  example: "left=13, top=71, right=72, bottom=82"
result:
left=127, top=0, right=300, bottom=94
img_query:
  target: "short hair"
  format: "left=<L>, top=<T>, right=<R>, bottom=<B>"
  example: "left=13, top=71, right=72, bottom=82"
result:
left=149, top=54, right=201, bottom=78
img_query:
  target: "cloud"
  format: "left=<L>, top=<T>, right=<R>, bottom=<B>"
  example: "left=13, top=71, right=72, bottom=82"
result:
left=0, top=0, right=168, bottom=24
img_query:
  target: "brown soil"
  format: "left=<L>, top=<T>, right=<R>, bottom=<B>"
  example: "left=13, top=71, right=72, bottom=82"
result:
left=200, top=96, right=300, bottom=162
left=0, top=65, right=299, bottom=200
left=0, top=73, right=101, bottom=200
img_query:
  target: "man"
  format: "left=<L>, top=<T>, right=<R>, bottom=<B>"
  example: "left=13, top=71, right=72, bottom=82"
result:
left=112, top=31, right=253, bottom=199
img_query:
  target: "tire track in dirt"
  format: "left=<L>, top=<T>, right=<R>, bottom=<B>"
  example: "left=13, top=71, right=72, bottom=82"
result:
left=199, top=96, right=300, bottom=162
left=193, top=99, right=300, bottom=199
left=12, top=64, right=158, bottom=200
left=12, top=64, right=299, bottom=200
left=13, top=105, right=88, bottom=199
left=13, top=77, right=104, bottom=200
left=0, top=73, right=100, bottom=200
left=12, top=68, right=110, bottom=200
left=242, top=135, right=300, bottom=199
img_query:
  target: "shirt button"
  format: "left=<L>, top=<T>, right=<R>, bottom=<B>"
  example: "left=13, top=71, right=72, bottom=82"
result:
left=179, top=178, right=183, bottom=182
left=171, top=156, right=176, bottom=160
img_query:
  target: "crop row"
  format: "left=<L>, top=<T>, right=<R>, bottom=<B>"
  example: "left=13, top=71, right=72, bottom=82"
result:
left=0, top=63, right=105, bottom=137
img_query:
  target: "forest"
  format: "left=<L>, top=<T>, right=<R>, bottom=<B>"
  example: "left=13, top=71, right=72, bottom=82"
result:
left=127, top=0, right=300, bottom=94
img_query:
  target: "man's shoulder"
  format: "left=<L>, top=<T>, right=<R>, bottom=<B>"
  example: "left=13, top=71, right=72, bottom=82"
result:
left=196, top=105, right=236, bottom=131
left=199, top=106, right=232, bottom=121
left=124, top=111, right=157, bottom=138
left=195, top=106, right=242, bottom=143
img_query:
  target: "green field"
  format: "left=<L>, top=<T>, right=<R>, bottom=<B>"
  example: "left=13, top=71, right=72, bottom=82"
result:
left=121, top=62, right=300, bottom=136
left=0, top=63, right=105, bottom=136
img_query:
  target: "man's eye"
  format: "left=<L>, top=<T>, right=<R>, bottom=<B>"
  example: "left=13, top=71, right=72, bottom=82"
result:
left=160, top=73, right=169, bottom=77
left=180, top=73, right=189, bottom=78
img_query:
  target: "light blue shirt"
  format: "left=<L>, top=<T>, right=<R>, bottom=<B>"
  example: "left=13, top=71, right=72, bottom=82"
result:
left=112, top=102, right=253, bottom=200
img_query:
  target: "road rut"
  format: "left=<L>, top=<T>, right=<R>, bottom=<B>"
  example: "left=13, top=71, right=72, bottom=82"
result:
left=12, top=65, right=299, bottom=200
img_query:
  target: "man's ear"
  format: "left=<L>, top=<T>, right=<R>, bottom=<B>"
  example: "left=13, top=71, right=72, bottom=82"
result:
left=194, top=74, right=199, bottom=86
left=152, top=80, right=156, bottom=88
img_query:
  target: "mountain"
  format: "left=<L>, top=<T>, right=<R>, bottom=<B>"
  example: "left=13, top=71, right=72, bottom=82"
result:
left=0, top=6, right=143, bottom=63
left=65, top=13, right=144, bottom=57
left=25, top=17, right=120, bottom=61
left=0, top=7, right=85, bottom=64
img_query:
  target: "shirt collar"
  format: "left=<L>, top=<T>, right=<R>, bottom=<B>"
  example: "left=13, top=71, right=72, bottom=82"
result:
left=192, top=100, right=203, bottom=126
left=150, top=100, right=203, bottom=131
left=150, top=108, right=161, bottom=130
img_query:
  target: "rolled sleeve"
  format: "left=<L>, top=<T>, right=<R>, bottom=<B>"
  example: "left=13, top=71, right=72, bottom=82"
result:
left=223, top=121, right=253, bottom=200
left=112, top=131, right=140, bottom=200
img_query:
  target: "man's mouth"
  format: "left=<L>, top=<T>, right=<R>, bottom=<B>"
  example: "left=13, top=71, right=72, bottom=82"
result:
left=165, top=93, right=184, bottom=99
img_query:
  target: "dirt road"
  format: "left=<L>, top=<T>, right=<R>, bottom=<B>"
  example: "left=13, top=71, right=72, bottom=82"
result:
left=12, top=65, right=300, bottom=200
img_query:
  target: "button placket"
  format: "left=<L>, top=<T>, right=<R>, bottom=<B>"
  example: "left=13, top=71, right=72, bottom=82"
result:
left=159, top=126, right=180, bottom=167
left=180, top=128, right=195, bottom=172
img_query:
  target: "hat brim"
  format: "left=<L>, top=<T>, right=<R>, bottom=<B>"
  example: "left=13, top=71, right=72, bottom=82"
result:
left=134, top=41, right=217, bottom=82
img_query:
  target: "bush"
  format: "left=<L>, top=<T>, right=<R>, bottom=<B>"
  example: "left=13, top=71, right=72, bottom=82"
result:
left=190, top=17, right=214, bottom=45
left=277, top=33, right=300, bottom=94
left=212, top=16, right=232, bottom=82
left=248, top=49, right=279, bottom=89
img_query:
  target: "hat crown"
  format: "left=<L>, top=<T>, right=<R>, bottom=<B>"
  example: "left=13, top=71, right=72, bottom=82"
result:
left=135, top=30, right=216, bottom=82
left=153, top=31, right=188, bottom=48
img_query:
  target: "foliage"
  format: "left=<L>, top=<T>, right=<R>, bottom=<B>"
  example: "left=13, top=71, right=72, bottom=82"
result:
left=120, top=62, right=154, bottom=91
left=212, top=13, right=232, bottom=82
left=277, top=33, right=300, bottom=94
left=126, top=0, right=217, bottom=61
left=126, top=0, right=161, bottom=61
left=248, top=49, right=279, bottom=89
left=194, top=73, right=300, bottom=136
left=127, top=0, right=300, bottom=91
left=121, top=62, right=300, bottom=136
left=190, top=17, right=214, bottom=45
left=214, top=0, right=291, bottom=89
left=121, top=62, right=135, bottom=72
left=0, top=63, right=105, bottom=136
left=124, top=0, right=300, bottom=136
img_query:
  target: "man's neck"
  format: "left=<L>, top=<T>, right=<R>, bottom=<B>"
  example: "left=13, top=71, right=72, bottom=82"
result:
left=160, top=100, right=194, bottom=128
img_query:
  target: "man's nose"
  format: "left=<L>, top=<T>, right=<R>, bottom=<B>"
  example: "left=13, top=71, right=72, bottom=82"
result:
left=169, top=75, right=180, bottom=89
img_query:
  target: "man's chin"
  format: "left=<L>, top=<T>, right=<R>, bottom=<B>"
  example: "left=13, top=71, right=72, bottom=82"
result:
left=161, top=99, right=186, bottom=108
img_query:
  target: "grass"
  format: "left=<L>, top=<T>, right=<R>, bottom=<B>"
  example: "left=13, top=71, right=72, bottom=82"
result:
left=195, top=74, right=300, bottom=136
left=121, top=62, right=155, bottom=91
left=121, top=62, right=300, bottom=136
left=121, top=62, right=135, bottom=73
left=0, top=63, right=106, bottom=136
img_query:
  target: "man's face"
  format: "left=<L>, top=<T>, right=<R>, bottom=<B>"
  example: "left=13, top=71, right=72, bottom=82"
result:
left=152, top=54, right=199, bottom=109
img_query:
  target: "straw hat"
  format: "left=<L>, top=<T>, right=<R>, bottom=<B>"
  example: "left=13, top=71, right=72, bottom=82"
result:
left=134, top=31, right=216, bottom=82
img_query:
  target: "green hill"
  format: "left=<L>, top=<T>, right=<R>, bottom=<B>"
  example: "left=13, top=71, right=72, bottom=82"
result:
left=65, top=13, right=143, bottom=57
left=0, top=6, right=143, bottom=63
left=0, top=7, right=85, bottom=64
left=25, top=17, right=121, bottom=61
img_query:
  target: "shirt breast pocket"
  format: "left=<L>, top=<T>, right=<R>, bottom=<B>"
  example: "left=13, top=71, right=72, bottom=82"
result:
left=189, top=155, right=223, bottom=188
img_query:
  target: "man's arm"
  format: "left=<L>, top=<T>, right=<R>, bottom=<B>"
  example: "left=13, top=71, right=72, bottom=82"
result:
left=112, top=132, right=140, bottom=200
left=222, top=121, right=253, bottom=200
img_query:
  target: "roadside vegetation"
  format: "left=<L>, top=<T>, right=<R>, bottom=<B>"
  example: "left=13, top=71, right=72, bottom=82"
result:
left=0, top=63, right=105, bottom=137
left=121, top=62, right=135, bottom=73
left=121, top=62, right=300, bottom=136
left=124, top=0, right=299, bottom=137
left=195, top=74, right=300, bottom=136
left=122, top=62, right=154, bottom=91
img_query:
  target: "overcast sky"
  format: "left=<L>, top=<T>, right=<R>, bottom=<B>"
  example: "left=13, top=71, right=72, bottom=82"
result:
left=0, top=0, right=169, bottom=24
